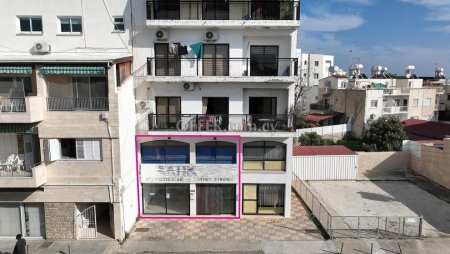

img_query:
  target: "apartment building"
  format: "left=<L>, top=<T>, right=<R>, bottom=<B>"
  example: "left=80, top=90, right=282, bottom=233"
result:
left=316, top=65, right=441, bottom=137
left=0, top=0, right=136, bottom=240
left=422, top=68, right=449, bottom=121
left=132, top=0, right=300, bottom=218
left=296, top=50, right=334, bottom=113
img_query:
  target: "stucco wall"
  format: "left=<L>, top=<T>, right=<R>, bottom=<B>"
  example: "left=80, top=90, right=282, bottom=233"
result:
left=410, top=139, right=450, bottom=189
left=357, top=151, right=410, bottom=172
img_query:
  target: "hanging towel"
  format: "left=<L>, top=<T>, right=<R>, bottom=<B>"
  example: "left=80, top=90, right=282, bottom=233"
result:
left=168, top=43, right=178, bottom=55
left=178, top=45, right=188, bottom=56
left=190, top=43, right=203, bottom=58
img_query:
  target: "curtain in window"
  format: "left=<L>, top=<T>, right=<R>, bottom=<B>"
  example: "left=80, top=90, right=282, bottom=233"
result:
left=76, top=140, right=101, bottom=160
left=258, top=185, right=284, bottom=207
left=24, top=203, right=45, bottom=237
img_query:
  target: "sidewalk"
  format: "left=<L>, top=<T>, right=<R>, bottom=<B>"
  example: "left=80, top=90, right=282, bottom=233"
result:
left=0, top=239, right=119, bottom=254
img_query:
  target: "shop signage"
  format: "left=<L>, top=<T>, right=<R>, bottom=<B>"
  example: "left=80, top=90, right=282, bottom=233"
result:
left=141, top=164, right=238, bottom=184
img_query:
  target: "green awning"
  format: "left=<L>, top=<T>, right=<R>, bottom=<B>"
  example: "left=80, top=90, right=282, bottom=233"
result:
left=0, top=123, right=38, bottom=133
left=41, top=66, right=106, bottom=75
left=0, top=66, right=32, bottom=75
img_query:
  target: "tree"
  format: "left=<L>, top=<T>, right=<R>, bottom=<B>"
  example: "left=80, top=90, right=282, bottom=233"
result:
left=298, top=132, right=335, bottom=146
left=361, top=116, right=407, bottom=152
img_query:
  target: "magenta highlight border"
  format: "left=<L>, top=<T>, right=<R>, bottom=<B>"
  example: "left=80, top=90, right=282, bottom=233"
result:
left=135, top=134, right=242, bottom=220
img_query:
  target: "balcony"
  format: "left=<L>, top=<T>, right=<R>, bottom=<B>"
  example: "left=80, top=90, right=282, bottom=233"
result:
left=136, top=114, right=294, bottom=132
left=47, top=97, right=109, bottom=111
left=146, top=0, right=300, bottom=28
left=0, top=97, right=44, bottom=123
left=146, top=57, right=298, bottom=82
left=0, top=155, right=47, bottom=188
left=383, top=88, right=410, bottom=96
left=382, top=106, right=408, bottom=114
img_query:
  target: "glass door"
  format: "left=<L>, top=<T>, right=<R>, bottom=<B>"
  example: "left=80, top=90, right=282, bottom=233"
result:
left=166, top=184, right=190, bottom=215
left=197, top=184, right=236, bottom=215
left=250, top=46, right=279, bottom=76
left=156, top=97, right=181, bottom=129
left=142, top=184, right=190, bottom=215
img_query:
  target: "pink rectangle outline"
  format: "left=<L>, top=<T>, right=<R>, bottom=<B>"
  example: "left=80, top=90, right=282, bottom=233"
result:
left=135, top=134, right=242, bottom=220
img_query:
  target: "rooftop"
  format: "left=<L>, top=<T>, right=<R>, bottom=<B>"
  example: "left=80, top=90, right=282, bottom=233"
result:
left=304, top=112, right=342, bottom=122
left=293, top=145, right=356, bottom=156
left=403, top=119, right=450, bottom=141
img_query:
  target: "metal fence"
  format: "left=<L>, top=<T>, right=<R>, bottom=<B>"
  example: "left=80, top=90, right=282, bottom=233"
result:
left=292, top=174, right=423, bottom=239
left=47, top=97, right=109, bottom=111
left=0, top=97, right=26, bottom=112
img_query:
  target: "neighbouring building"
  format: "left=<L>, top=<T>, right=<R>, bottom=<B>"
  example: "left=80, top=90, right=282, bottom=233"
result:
left=297, top=51, right=335, bottom=113
left=315, top=65, right=442, bottom=137
left=0, top=0, right=136, bottom=240
left=421, top=68, right=450, bottom=122
left=132, top=0, right=301, bottom=218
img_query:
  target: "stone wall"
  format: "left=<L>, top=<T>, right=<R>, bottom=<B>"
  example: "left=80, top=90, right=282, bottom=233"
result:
left=44, top=203, right=75, bottom=240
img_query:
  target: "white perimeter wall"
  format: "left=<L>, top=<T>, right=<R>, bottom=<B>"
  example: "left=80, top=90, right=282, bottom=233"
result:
left=293, top=155, right=358, bottom=181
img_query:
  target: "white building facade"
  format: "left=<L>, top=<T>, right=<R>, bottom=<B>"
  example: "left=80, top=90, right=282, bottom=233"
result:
left=0, top=0, right=136, bottom=240
left=132, top=0, right=301, bottom=218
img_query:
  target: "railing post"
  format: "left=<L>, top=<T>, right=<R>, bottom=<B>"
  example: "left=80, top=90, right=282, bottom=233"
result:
left=357, top=217, right=360, bottom=238
left=246, top=58, right=249, bottom=76
left=398, top=217, right=401, bottom=239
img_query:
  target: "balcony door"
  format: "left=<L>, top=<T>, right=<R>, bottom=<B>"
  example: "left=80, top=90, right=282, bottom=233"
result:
left=250, top=46, right=278, bottom=76
left=155, top=43, right=181, bottom=76
left=202, top=0, right=229, bottom=20
left=251, top=0, right=281, bottom=20
left=249, top=97, right=277, bottom=115
left=203, top=44, right=229, bottom=76
left=202, top=97, right=229, bottom=130
left=197, top=184, right=236, bottom=215
left=153, top=0, right=180, bottom=19
left=156, top=97, right=181, bottom=129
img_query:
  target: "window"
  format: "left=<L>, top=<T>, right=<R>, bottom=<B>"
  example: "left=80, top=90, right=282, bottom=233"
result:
left=202, top=0, right=229, bottom=20
left=197, top=184, right=235, bottom=215
left=155, top=97, right=181, bottom=129
left=370, top=100, right=378, bottom=108
left=314, top=61, right=319, bottom=66
left=325, top=60, right=332, bottom=66
left=250, top=46, right=279, bottom=76
left=18, top=17, right=42, bottom=33
left=113, top=17, right=125, bottom=31
left=141, top=140, right=189, bottom=164
left=154, top=43, right=181, bottom=76
left=314, top=73, right=319, bottom=79
left=196, top=141, right=236, bottom=164
left=60, top=139, right=102, bottom=160
left=59, top=17, right=82, bottom=34
left=447, top=94, right=450, bottom=101
left=243, top=141, right=286, bottom=171
left=203, top=44, right=229, bottom=76
left=243, top=184, right=285, bottom=215
left=0, top=203, right=45, bottom=237
left=413, top=99, right=419, bottom=107
left=423, top=98, right=432, bottom=106
left=304, top=61, right=307, bottom=65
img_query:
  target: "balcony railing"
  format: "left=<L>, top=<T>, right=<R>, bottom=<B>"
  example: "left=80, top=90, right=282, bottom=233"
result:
left=147, top=57, right=298, bottom=77
left=383, top=88, right=410, bottom=95
left=146, top=0, right=300, bottom=21
left=47, top=97, right=109, bottom=111
left=0, top=98, right=26, bottom=112
left=137, top=114, right=294, bottom=132
left=310, top=104, right=330, bottom=111
left=382, top=106, right=408, bottom=114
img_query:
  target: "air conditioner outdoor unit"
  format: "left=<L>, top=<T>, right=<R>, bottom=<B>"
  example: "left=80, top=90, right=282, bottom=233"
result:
left=138, top=100, right=152, bottom=109
left=183, top=82, right=195, bottom=91
left=155, top=30, right=169, bottom=41
left=34, top=42, right=51, bottom=53
left=204, top=30, right=218, bottom=41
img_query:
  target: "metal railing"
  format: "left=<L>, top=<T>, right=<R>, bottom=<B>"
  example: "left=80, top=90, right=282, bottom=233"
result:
left=292, top=175, right=423, bottom=239
left=137, top=113, right=294, bottom=132
left=0, top=154, right=32, bottom=177
left=0, top=98, right=26, bottom=112
left=382, top=106, right=408, bottom=114
left=146, top=0, right=300, bottom=21
left=47, top=97, right=109, bottom=111
left=310, top=103, right=330, bottom=111
left=147, top=57, right=298, bottom=77
left=383, top=88, right=411, bottom=95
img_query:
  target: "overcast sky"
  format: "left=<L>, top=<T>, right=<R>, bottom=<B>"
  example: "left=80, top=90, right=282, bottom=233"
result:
left=298, top=0, right=450, bottom=76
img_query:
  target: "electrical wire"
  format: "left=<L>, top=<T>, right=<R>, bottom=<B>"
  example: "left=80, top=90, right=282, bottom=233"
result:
left=101, top=0, right=132, bottom=54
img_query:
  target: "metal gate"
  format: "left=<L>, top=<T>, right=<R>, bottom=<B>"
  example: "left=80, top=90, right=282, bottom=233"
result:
left=77, top=205, right=97, bottom=239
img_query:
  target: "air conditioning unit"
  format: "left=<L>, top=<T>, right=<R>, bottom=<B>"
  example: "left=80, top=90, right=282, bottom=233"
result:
left=155, top=30, right=169, bottom=41
left=34, top=42, right=51, bottom=54
left=138, top=100, right=151, bottom=109
left=183, top=82, right=195, bottom=91
left=204, top=30, right=218, bottom=41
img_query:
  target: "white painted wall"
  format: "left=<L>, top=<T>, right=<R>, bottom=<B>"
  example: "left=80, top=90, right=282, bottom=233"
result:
left=293, top=155, right=358, bottom=181
left=0, top=0, right=131, bottom=54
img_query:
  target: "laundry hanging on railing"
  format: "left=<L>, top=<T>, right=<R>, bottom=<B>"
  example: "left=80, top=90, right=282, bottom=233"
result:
left=168, top=43, right=178, bottom=55
left=178, top=45, right=188, bottom=56
left=190, top=43, right=203, bottom=58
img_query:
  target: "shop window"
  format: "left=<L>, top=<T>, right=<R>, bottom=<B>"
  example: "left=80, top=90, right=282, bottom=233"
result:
left=196, top=141, right=236, bottom=164
left=0, top=203, right=45, bottom=237
left=242, top=184, right=284, bottom=215
left=243, top=141, right=286, bottom=171
left=141, top=140, right=189, bottom=164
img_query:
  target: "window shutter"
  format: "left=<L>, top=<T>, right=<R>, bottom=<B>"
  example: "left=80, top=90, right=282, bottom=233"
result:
left=92, top=140, right=101, bottom=160
left=44, top=139, right=61, bottom=161
left=76, top=140, right=85, bottom=160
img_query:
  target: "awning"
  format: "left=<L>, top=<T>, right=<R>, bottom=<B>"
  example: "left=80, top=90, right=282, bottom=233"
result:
left=0, top=123, right=38, bottom=133
left=0, top=66, right=32, bottom=75
left=41, top=66, right=106, bottom=75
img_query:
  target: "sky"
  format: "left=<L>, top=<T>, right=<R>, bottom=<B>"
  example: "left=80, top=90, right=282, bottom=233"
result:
left=298, top=0, right=450, bottom=76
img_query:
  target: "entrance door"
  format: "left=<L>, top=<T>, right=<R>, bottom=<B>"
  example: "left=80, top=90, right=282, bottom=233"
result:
left=23, top=134, right=34, bottom=171
left=77, top=205, right=97, bottom=239
left=197, top=184, right=236, bottom=215
left=156, top=97, right=181, bottom=129
left=143, top=184, right=190, bottom=215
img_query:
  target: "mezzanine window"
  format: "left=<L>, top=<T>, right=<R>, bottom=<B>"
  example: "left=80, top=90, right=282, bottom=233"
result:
left=196, top=141, right=236, bottom=164
left=141, top=140, right=190, bottom=164
left=243, top=141, right=286, bottom=171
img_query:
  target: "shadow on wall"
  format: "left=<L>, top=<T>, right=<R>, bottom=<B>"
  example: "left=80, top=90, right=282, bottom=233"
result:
left=357, top=152, right=410, bottom=171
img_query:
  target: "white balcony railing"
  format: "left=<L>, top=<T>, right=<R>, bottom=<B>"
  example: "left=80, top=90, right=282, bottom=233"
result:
left=382, top=106, right=408, bottom=114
